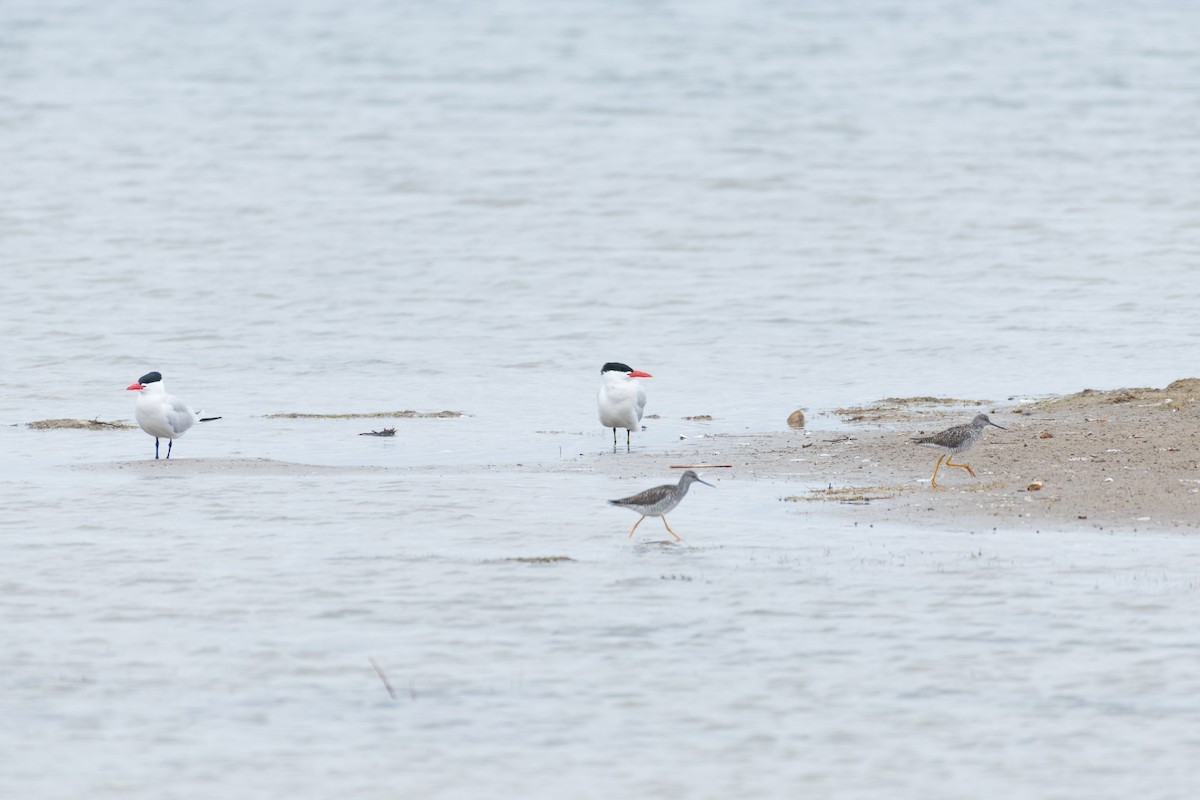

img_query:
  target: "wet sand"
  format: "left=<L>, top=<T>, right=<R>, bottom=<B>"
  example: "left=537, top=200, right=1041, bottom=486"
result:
left=495, top=377, right=1196, bottom=532
left=610, top=379, right=1200, bottom=533
left=74, top=379, right=1200, bottom=532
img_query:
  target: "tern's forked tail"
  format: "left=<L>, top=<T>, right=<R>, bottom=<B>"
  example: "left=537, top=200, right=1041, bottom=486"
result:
left=199, top=416, right=222, bottom=422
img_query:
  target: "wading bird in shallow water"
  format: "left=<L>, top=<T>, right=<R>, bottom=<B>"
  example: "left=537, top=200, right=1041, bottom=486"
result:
left=912, top=413, right=1005, bottom=488
left=126, top=371, right=221, bottom=459
left=609, top=470, right=713, bottom=541
left=597, top=361, right=652, bottom=451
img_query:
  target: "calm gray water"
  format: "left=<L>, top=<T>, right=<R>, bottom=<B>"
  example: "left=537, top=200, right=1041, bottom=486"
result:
left=3, top=1, right=1200, bottom=797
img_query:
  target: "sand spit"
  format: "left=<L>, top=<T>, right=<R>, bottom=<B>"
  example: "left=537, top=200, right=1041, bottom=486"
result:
left=521, top=380, right=1198, bottom=532
left=1022, top=377, right=1200, bottom=413
left=700, top=381, right=1198, bottom=532
left=68, top=381, right=1199, bottom=532
left=833, top=396, right=989, bottom=422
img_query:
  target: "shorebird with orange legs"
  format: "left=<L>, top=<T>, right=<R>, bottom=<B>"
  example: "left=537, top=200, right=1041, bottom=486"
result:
left=912, top=413, right=1005, bottom=487
left=609, top=470, right=713, bottom=541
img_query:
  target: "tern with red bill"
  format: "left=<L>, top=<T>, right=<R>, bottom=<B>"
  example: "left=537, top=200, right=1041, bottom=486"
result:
left=126, top=371, right=221, bottom=459
left=597, top=361, right=652, bottom=451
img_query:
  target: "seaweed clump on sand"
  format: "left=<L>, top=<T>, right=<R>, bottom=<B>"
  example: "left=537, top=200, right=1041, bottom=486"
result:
left=1021, top=378, right=1200, bottom=413
left=834, top=396, right=988, bottom=423
left=504, top=556, right=575, bottom=564
left=783, top=485, right=901, bottom=504
left=27, top=418, right=137, bottom=430
left=266, top=410, right=466, bottom=419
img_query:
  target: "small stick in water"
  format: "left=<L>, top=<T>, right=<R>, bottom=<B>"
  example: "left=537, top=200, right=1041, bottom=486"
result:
left=368, top=657, right=397, bottom=700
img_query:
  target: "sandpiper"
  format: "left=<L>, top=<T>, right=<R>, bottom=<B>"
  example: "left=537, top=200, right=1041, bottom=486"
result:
left=912, top=413, right=1005, bottom=488
left=597, top=362, right=652, bottom=452
left=608, top=470, right=713, bottom=541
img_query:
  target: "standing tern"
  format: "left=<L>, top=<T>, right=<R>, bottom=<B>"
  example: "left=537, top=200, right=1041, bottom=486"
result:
left=126, top=371, right=220, bottom=459
left=597, top=361, right=652, bottom=451
left=912, top=413, right=1006, bottom=488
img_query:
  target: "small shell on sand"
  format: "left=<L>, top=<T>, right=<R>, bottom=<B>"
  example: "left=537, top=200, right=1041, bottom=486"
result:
left=787, top=409, right=806, bottom=429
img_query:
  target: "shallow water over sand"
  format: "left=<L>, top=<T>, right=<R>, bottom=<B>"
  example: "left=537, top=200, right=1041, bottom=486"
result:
left=6, top=462, right=1200, bottom=797
left=4, top=0, right=1200, bottom=796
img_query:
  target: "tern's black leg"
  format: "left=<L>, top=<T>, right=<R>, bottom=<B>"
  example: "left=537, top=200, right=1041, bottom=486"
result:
left=626, top=428, right=631, bottom=452
left=155, top=437, right=160, bottom=460
left=612, top=427, right=617, bottom=453
left=166, top=439, right=173, bottom=459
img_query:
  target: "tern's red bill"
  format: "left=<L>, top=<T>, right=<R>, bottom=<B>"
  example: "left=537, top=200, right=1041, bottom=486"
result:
left=628, top=370, right=653, bottom=378
left=126, top=382, right=145, bottom=391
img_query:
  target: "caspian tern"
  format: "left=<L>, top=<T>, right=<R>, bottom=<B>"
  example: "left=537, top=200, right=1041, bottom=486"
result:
left=125, top=371, right=220, bottom=459
left=597, top=362, right=652, bottom=451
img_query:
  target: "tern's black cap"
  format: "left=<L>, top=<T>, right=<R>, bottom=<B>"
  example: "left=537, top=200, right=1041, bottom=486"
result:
left=601, top=362, right=634, bottom=374
left=138, top=371, right=163, bottom=384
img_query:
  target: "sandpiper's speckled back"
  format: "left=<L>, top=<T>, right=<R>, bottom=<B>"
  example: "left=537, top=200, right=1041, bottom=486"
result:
left=912, top=413, right=996, bottom=454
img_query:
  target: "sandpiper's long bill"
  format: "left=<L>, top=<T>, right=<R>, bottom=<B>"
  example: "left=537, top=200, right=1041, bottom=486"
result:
left=608, top=470, right=713, bottom=541
left=911, top=413, right=1005, bottom=488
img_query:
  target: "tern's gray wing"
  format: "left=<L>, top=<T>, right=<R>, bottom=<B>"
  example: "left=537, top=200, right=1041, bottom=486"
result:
left=164, top=397, right=198, bottom=436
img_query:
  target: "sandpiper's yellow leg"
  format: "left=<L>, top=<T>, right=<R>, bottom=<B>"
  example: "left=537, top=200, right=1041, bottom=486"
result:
left=660, top=517, right=682, bottom=542
left=628, top=516, right=647, bottom=538
left=930, top=454, right=946, bottom=488
left=945, top=458, right=976, bottom=477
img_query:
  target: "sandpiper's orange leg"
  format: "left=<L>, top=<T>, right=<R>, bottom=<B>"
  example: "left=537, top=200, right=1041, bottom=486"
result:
left=944, top=457, right=976, bottom=477
left=628, top=516, right=647, bottom=538
left=930, top=454, right=946, bottom=488
left=660, top=516, right=683, bottom=542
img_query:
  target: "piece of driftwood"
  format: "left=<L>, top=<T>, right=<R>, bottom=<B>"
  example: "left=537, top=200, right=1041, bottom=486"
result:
left=368, top=657, right=397, bottom=701
left=359, top=428, right=396, bottom=437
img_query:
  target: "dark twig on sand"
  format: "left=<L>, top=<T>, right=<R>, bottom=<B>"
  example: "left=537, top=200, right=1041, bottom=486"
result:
left=359, top=428, right=396, bottom=437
